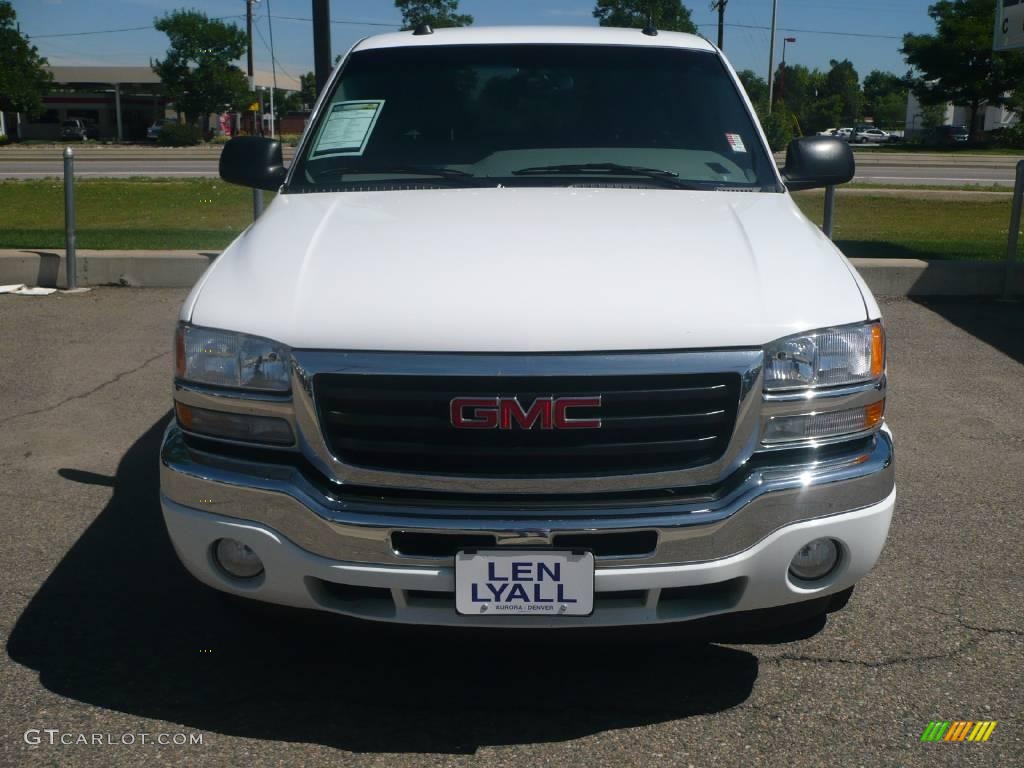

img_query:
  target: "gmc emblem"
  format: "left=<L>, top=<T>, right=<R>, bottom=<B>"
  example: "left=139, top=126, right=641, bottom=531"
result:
left=450, top=396, right=602, bottom=430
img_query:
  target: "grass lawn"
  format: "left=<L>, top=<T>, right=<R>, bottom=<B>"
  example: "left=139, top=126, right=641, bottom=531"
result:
left=0, top=179, right=1015, bottom=261
left=0, top=178, right=263, bottom=250
left=793, top=191, right=1014, bottom=261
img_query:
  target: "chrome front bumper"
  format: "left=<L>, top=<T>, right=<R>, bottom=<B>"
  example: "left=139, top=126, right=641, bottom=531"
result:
left=159, top=424, right=894, bottom=570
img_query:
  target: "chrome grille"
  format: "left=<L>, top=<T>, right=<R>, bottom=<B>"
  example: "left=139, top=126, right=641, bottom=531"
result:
left=313, top=372, right=741, bottom=477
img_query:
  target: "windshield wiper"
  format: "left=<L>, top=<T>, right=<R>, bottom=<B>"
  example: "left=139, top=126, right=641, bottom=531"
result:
left=510, top=163, right=701, bottom=189
left=315, top=165, right=480, bottom=182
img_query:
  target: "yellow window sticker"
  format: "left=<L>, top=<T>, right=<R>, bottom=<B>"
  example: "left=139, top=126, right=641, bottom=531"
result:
left=313, top=100, right=385, bottom=157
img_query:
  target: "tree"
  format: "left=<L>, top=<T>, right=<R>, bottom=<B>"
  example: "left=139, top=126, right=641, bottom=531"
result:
left=152, top=10, right=250, bottom=129
left=395, top=0, right=472, bottom=30
left=593, top=0, right=697, bottom=34
left=299, top=72, right=317, bottom=109
left=736, top=70, right=768, bottom=111
left=824, top=59, right=862, bottom=124
left=773, top=64, right=821, bottom=130
left=0, top=0, right=53, bottom=120
left=272, top=88, right=303, bottom=115
left=760, top=103, right=797, bottom=151
left=903, top=0, right=1024, bottom=139
left=804, top=94, right=844, bottom=134
left=863, top=70, right=909, bottom=127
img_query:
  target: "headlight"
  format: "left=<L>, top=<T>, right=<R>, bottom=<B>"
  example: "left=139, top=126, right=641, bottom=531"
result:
left=175, top=324, right=291, bottom=392
left=763, top=322, right=884, bottom=392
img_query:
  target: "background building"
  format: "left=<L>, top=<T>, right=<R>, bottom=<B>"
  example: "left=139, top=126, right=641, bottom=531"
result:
left=7, top=66, right=299, bottom=141
left=904, top=90, right=1020, bottom=137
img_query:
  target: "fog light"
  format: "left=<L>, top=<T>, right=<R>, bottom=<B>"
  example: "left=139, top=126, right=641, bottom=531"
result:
left=214, top=538, right=264, bottom=579
left=789, top=538, right=839, bottom=581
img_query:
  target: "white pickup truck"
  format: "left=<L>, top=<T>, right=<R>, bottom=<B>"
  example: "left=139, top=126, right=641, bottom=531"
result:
left=161, top=25, right=894, bottom=629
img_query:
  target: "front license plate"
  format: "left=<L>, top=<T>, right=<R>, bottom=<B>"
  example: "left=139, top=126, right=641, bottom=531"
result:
left=455, top=550, right=594, bottom=616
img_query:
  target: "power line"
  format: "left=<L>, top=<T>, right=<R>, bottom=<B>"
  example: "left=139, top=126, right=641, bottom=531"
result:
left=254, top=14, right=295, bottom=82
left=28, top=13, right=397, bottom=39
left=271, top=15, right=398, bottom=29
left=698, top=21, right=902, bottom=40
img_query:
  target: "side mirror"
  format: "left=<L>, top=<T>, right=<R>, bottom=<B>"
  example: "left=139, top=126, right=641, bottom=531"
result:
left=219, top=136, right=287, bottom=191
left=782, top=136, right=855, bottom=191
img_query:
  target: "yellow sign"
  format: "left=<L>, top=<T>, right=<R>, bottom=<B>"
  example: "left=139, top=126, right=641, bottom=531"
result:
left=248, top=102, right=260, bottom=112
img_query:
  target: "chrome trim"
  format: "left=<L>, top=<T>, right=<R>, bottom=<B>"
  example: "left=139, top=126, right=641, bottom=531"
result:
left=173, top=382, right=300, bottom=451
left=173, top=382, right=293, bottom=409
left=160, top=424, right=894, bottom=568
left=763, top=377, right=885, bottom=403
left=289, top=349, right=764, bottom=494
left=757, top=376, right=886, bottom=451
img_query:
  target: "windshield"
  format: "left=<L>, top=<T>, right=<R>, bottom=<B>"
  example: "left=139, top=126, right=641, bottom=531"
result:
left=289, top=44, right=778, bottom=193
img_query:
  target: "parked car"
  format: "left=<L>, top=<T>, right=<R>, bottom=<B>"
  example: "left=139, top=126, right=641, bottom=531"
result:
left=851, top=127, right=891, bottom=144
left=817, top=127, right=840, bottom=136
left=834, top=127, right=854, bottom=141
left=147, top=118, right=177, bottom=141
left=60, top=119, right=99, bottom=141
left=162, top=26, right=893, bottom=630
left=923, top=125, right=970, bottom=146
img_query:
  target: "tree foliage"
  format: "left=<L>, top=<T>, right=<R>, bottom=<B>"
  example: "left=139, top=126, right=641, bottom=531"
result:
left=152, top=10, right=250, bottom=127
left=593, top=0, right=697, bottom=34
left=300, top=72, right=317, bottom=109
left=826, top=59, right=862, bottom=124
left=395, top=0, right=473, bottom=30
left=736, top=70, right=768, bottom=111
left=0, top=0, right=53, bottom=118
left=769, top=58, right=865, bottom=132
left=863, top=70, right=909, bottom=126
left=760, top=104, right=798, bottom=151
left=902, top=0, right=1024, bottom=137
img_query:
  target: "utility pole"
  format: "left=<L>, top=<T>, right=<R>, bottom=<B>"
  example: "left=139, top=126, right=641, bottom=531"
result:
left=711, top=0, right=727, bottom=50
left=245, top=0, right=256, bottom=137
left=312, top=0, right=332, bottom=97
left=245, top=0, right=255, bottom=91
left=267, top=0, right=278, bottom=138
left=767, top=0, right=779, bottom=114
left=246, top=0, right=262, bottom=219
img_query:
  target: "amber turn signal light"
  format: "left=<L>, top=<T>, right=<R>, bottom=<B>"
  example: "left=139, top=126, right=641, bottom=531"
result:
left=870, top=324, right=885, bottom=379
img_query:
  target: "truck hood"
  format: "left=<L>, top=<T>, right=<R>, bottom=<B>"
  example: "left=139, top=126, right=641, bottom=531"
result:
left=188, top=188, right=868, bottom=351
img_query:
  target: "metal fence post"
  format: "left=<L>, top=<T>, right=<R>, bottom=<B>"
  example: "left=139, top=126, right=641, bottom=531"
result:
left=63, top=147, right=77, bottom=290
left=253, top=188, right=264, bottom=220
left=1004, top=160, right=1024, bottom=300
left=822, top=185, right=836, bottom=240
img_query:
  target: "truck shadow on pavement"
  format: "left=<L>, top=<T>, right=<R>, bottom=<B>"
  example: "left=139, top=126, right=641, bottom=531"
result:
left=6, top=415, right=814, bottom=754
left=911, top=297, right=1024, bottom=366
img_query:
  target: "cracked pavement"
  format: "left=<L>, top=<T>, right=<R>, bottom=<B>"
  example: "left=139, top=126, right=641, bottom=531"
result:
left=0, top=290, right=1020, bottom=767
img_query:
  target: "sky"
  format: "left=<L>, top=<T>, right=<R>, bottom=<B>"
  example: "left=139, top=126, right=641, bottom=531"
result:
left=14, top=0, right=941, bottom=88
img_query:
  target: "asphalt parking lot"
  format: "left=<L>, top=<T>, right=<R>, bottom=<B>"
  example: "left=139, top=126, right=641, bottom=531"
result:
left=0, top=289, right=1021, bottom=767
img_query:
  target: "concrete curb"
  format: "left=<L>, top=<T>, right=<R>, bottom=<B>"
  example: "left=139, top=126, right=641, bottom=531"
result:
left=0, top=250, right=217, bottom=289
left=1, top=250, right=1020, bottom=297
left=849, top=257, right=1022, bottom=297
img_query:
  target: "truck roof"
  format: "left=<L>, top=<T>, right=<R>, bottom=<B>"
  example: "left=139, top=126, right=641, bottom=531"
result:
left=353, top=25, right=717, bottom=53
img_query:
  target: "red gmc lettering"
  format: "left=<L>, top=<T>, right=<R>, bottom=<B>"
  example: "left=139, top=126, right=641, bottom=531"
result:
left=450, top=397, right=500, bottom=429
left=500, top=398, right=553, bottom=430
left=450, top=396, right=602, bottom=429
left=553, top=396, right=602, bottom=428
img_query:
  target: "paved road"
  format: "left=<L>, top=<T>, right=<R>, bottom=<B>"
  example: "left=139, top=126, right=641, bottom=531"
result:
left=1, top=290, right=1021, bottom=767
left=0, top=148, right=1019, bottom=186
left=853, top=165, right=1018, bottom=187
